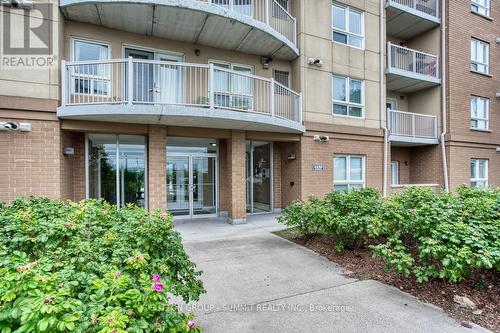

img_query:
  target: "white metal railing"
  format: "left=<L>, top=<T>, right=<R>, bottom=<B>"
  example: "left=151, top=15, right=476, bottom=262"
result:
left=389, top=0, right=439, bottom=18
left=198, top=0, right=296, bottom=46
left=387, top=42, right=439, bottom=79
left=61, top=58, right=302, bottom=124
left=388, top=109, right=437, bottom=140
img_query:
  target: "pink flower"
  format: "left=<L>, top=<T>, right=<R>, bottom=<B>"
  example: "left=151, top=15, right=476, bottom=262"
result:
left=153, top=282, right=164, bottom=292
left=114, top=271, right=121, bottom=279
left=159, top=212, right=167, bottom=220
left=187, top=321, right=196, bottom=329
left=151, top=274, right=161, bottom=283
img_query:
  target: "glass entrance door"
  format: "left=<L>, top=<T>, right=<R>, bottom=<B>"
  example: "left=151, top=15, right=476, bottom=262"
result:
left=246, top=141, right=272, bottom=214
left=167, top=154, right=217, bottom=218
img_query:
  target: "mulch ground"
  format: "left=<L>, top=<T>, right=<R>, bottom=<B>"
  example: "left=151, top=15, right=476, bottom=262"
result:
left=274, top=230, right=500, bottom=332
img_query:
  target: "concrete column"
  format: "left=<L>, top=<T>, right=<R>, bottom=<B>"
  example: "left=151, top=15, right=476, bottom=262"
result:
left=148, top=125, right=167, bottom=211
left=227, top=130, right=246, bottom=224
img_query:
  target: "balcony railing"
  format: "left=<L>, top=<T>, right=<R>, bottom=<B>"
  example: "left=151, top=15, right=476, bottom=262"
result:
left=389, top=0, right=439, bottom=18
left=197, top=0, right=296, bottom=46
left=388, top=109, right=437, bottom=140
left=387, top=42, right=439, bottom=80
left=61, top=58, right=302, bottom=124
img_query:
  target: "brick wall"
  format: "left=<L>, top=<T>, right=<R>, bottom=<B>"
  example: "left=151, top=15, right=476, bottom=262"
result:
left=299, top=132, right=385, bottom=199
left=390, top=147, right=410, bottom=185
left=280, top=141, right=301, bottom=206
left=0, top=119, right=61, bottom=203
left=227, top=130, right=246, bottom=222
left=446, top=0, right=500, bottom=187
left=148, top=126, right=167, bottom=211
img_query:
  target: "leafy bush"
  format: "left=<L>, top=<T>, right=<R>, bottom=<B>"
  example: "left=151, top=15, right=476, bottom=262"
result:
left=323, top=188, right=382, bottom=251
left=370, top=187, right=500, bottom=282
left=278, top=186, right=500, bottom=283
left=0, top=197, right=204, bottom=332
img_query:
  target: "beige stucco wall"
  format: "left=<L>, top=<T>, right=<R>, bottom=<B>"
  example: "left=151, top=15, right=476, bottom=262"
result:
left=0, top=1, right=62, bottom=100
left=63, top=21, right=292, bottom=81
left=296, top=0, right=383, bottom=129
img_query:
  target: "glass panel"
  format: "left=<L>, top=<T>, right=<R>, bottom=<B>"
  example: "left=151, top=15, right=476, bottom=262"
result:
left=350, top=157, right=363, bottom=181
left=391, top=161, right=399, bottom=185
left=252, top=142, right=272, bottom=213
left=167, top=137, right=217, bottom=154
left=119, top=135, right=146, bottom=207
left=332, top=76, right=346, bottom=101
left=88, top=134, right=117, bottom=205
left=349, top=36, right=363, bottom=48
left=479, top=160, right=487, bottom=178
left=333, top=32, right=347, bottom=44
left=349, top=106, right=362, bottom=117
left=332, top=5, right=345, bottom=30
left=334, top=156, right=347, bottom=181
left=74, top=40, right=108, bottom=63
left=334, top=185, right=348, bottom=192
left=192, top=156, right=217, bottom=215
left=167, top=156, right=190, bottom=216
left=333, top=104, right=347, bottom=115
left=349, top=79, right=362, bottom=104
left=470, top=160, right=477, bottom=179
left=213, top=63, right=230, bottom=93
left=349, top=10, right=361, bottom=34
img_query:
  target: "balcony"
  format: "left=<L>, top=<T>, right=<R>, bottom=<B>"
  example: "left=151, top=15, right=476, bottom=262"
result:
left=386, top=0, right=440, bottom=39
left=386, top=43, right=440, bottom=93
left=57, top=58, right=304, bottom=133
left=388, top=109, right=438, bottom=145
left=60, top=0, right=298, bottom=60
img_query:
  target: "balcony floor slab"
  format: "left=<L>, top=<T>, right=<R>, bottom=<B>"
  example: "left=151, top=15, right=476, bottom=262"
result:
left=386, top=1, right=440, bottom=40
left=60, top=0, right=299, bottom=60
left=57, top=104, right=305, bottom=134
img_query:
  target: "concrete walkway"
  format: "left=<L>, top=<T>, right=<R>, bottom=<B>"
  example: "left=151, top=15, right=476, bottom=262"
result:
left=174, top=215, right=489, bottom=333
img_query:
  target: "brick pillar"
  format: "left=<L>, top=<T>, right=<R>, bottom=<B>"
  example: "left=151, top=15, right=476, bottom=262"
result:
left=227, top=130, right=246, bottom=224
left=148, top=125, right=167, bottom=211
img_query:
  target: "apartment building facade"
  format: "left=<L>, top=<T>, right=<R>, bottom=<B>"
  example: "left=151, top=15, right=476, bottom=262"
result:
left=0, top=0, right=498, bottom=222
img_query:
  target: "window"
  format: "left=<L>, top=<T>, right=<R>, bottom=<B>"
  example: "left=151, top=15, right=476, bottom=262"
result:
left=471, top=39, right=489, bottom=74
left=471, top=96, right=489, bottom=130
left=332, top=75, right=363, bottom=117
left=72, top=39, right=110, bottom=96
left=471, top=0, right=490, bottom=17
left=334, top=155, right=365, bottom=191
left=274, top=70, right=290, bottom=88
left=211, top=61, right=253, bottom=110
left=87, top=134, right=147, bottom=208
left=332, top=3, right=364, bottom=48
left=391, top=161, right=399, bottom=185
left=470, top=159, right=488, bottom=187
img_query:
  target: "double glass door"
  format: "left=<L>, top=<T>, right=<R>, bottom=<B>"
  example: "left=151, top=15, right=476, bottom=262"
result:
left=124, top=48, right=183, bottom=104
left=167, top=154, right=217, bottom=218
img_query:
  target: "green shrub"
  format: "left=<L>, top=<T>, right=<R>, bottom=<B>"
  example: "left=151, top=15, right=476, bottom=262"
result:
left=277, top=197, right=331, bottom=239
left=279, top=186, right=500, bottom=283
left=0, top=197, right=204, bottom=333
left=370, top=187, right=500, bottom=282
left=323, top=188, right=382, bottom=251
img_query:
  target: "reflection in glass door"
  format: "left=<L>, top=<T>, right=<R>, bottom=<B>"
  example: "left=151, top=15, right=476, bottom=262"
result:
left=167, top=154, right=217, bottom=218
left=246, top=141, right=272, bottom=214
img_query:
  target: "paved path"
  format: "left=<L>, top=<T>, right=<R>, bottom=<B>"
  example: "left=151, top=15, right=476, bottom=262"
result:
left=174, top=215, right=489, bottom=333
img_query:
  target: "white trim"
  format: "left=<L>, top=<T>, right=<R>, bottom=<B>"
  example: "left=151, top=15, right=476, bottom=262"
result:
left=470, top=158, right=488, bottom=187
left=391, top=160, right=399, bottom=186
left=471, top=0, right=490, bottom=17
left=332, top=75, right=365, bottom=118
left=470, top=38, right=489, bottom=74
left=84, top=132, right=89, bottom=199
left=121, top=43, right=185, bottom=61
left=470, top=95, right=489, bottom=131
left=332, top=2, right=365, bottom=50
left=333, top=154, right=366, bottom=190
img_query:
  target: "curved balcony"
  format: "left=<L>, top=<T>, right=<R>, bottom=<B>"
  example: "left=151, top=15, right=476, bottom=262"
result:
left=60, top=0, right=298, bottom=60
left=57, top=58, right=304, bottom=133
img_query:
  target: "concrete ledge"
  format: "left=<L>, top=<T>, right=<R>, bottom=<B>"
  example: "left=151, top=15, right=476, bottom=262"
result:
left=227, top=217, right=247, bottom=225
